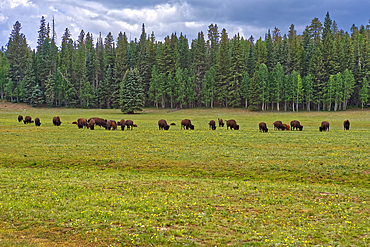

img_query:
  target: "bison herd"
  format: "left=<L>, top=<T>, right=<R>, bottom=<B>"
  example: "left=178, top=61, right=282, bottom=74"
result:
left=16, top=115, right=351, bottom=132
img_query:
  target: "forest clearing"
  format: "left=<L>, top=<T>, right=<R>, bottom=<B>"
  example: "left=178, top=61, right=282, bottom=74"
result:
left=0, top=102, right=369, bottom=246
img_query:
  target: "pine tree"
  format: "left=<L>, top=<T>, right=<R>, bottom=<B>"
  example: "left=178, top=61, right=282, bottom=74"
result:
left=270, top=62, right=284, bottom=111
left=44, top=72, right=55, bottom=107
left=6, top=21, right=28, bottom=102
left=178, top=33, right=190, bottom=69
left=333, top=72, right=343, bottom=111
left=295, top=74, right=303, bottom=111
left=30, top=84, right=43, bottom=107
left=309, top=17, right=323, bottom=43
left=81, top=80, right=94, bottom=108
left=240, top=71, right=250, bottom=108
left=120, top=68, right=144, bottom=113
left=342, top=69, right=355, bottom=110
left=359, top=77, right=369, bottom=109
left=257, top=63, right=269, bottom=110
left=0, top=51, right=10, bottom=99
left=149, top=65, right=161, bottom=108
left=216, top=28, right=231, bottom=106
left=113, top=32, right=128, bottom=108
left=192, top=32, right=207, bottom=106
left=303, top=74, right=314, bottom=110
left=201, top=66, right=217, bottom=107
left=248, top=71, right=259, bottom=111
left=324, top=75, right=335, bottom=110
left=310, top=39, right=325, bottom=110
left=228, top=33, right=244, bottom=107
left=207, top=24, right=219, bottom=68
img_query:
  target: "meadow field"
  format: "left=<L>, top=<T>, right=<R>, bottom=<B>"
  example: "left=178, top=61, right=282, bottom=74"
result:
left=0, top=100, right=369, bottom=246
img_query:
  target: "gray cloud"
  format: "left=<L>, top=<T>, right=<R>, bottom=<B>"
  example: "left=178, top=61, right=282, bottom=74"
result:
left=1, top=0, right=370, bottom=49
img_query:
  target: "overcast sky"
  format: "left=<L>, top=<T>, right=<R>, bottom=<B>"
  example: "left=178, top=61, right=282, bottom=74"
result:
left=1, top=0, right=369, bottom=49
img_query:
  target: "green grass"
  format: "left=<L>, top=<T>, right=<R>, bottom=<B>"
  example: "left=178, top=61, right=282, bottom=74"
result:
left=0, top=101, right=369, bottom=246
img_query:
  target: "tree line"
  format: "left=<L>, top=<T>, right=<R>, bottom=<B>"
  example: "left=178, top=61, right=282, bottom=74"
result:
left=1, top=12, right=370, bottom=112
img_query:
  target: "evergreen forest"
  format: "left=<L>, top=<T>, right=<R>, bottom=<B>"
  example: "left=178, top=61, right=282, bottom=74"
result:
left=1, top=12, right=370, bottom=112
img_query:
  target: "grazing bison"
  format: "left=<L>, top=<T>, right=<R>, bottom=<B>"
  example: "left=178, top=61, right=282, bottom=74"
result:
left=158, top=119, right=170, bottom=130
left=125, top=120, right=135, bottom=130
left=53, top=116, right=62, bottom=126
left=88, top=117, right=107, bottom=129
left=170, top=123, right=176, bottom=126
left=18, top=115, right=23, bottom=122
left=259, top=122, right=268, bottom=132
left=319, top=121, right=330, bottom=132
left=87, top=119, right=95, bottom=130
left=343, top=120, right=350, bottom=130
left=282, top=124, right=290, bottom=131
left=77, top=118, right=87, bottom=129
left=23, top=116, right=32, bottom=124
left=227, top=119, right=239, bottom=130
left=118, top=119, right=126, bottom=130
left=218, top=118, right=224, bottom=127
left=290, top=120, right=303, bottom=131
left=106, top=120, right=117, bottom=130
left=35, top=118, right=41, bottom=126
left=273, top=121, right=285, bottom=131
left=209, top=120, right=216, bottom=130
left=181, top=119, right=194, bottom=130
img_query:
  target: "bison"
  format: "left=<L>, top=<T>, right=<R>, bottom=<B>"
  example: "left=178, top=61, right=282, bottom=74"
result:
left=218, top=118, right=224, bottom=127
left=227, top=119, right=239, bottom=130
left=118, top=119, right=126, bottom=131
left=282, top=124, right=290, bottom=131
left=35, top=118, right=41, bottom=126
left=158, top=119, right=170, bottom=130
left=77, top=118, right=87, bottom=129
left=106, top=120, right=117, bottom=130
left=319, top=121, right=330, bottom=132
left=290, top=120, right=303, bottom=131
left=53, top=116, right=62, bottom=126
left=273, top=121, right=285, bottom=131
left=18, top=115, right=23, bottom=122
left=259, top=122, right=268, bottom=132
left=209, top=120, right=216, bottom=130
left=181, top=119, right=194, bottom=130
left=88, top=117, right=107, bottom=129
left=343, top=120, right=350, bottom=130
left=125, top=120, right=135, bottom=130
left=23, top=116, right=32, bottom=124
left=87, top=119, right=95, bottom=130
left=170, top=123, right=176, bottom=126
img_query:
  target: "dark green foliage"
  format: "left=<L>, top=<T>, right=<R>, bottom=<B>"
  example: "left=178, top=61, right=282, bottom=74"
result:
left=120, top=68, right=144, bottom=114
left=31, top=84, right=43, bottom=107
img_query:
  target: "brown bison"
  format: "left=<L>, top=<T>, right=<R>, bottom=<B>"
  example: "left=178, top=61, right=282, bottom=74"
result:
left=35, top=118, right=41, bottom=126
left=259, top=122, right=268, bottom=132
left=125, top=120, right=135, bottom=130
left=53, top=116, right=62, bottom=126
left=273, top=121, right=285, bottom=131
left=170, top=123, right=176, bottom=125
left=77, top=118, right=87, bottom=129
left=23, top=116, right=32, bottom=124
left=343, top=120, right=350, bottom=130
left=319, top=121, right=330, bottom=132
left=227, top=119, right=239, bottom=130
left=218, top=118, right=224, bottom=127
left=290, top=120, right=303, bottom=131
left=181, top=119, right=194, bottom=130
left=18, top=115, right=23, bottom=122
left=118, top=119, right=126, bottom=130
left=106, top=120, right=117, bottom=130
left=88, top=117, right=107, bottom=129
left=87, top=119, right=95, bottom=130
left=158, top=119, right=170, bottom=130
left=208, top=120, right=216, bottom=130
left=282, top=124, right=290, bottom=131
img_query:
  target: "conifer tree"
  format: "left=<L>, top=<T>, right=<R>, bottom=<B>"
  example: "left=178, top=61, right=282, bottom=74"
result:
left=359, top=77, right=369, bottom=109
left=201, top=66, right=217, bottom=107
left=30, top=84, right=43, bottom=107
left=228, top=33, right=244, bottom=107
left=0, top=51, right=10, bottom=99
left=257, top=63, right=269, bottom=110
left=44, top=72, right=55, bottom=107
left=120, top=68, right=144, bottom=113
left=240, top=71, right=250, bottom=108
left=342, top=69, right=355, bottom=110
left=333, top=72, right=343, bottom=111
left=6, top=21, right=28, bottom=101
left=207, top=24, right=219, bottom=68
left=192, top=32, right=207, bottom=106
left=113, top=32, right=128, bottom=108
left=303, top=74, right=314, bottom=110
left=248, top=71, right=259, bottom=111
left=270, top=62, right=284, bottom=110
left=216, top=28, right=231, bottom=106
left=295, top=74, right=303, bottom=111
left=178, top=33, right=190, bottom=69
left=310, top=39, right=325, bottom=110
left=324, top=75, right=335, bottom=110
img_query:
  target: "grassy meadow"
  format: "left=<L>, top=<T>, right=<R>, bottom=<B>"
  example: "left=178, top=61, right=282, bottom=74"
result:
left=0, top=100, right=369, bottom=246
